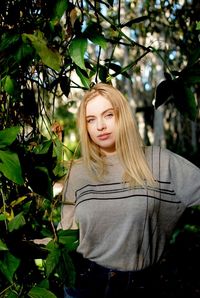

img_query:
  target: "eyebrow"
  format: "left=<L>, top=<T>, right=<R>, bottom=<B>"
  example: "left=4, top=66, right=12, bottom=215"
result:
left=86, top=108, right=114, bottom=118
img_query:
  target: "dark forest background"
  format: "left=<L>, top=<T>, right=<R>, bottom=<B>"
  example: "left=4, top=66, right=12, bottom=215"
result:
left=0, top=1, right=200, bottom=297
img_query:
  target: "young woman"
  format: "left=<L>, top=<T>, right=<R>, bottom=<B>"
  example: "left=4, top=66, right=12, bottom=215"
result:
left=60, top=83, right=200, bottom=298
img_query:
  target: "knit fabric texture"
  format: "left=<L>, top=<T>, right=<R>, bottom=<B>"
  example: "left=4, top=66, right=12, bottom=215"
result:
left=59, top=146, right=200, bottom=271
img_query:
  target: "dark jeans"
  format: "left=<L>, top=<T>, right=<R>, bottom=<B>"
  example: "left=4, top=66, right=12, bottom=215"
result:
left=64, top=253, right=161, bottom=298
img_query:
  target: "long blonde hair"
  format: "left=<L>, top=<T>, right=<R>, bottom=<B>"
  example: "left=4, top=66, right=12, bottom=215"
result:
left=77, top=83, right=155, bottom=187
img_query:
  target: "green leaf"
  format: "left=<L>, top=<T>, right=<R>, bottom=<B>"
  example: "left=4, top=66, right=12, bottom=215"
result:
left=57, top=229, right=79, bottom=251
left=4, top=75, right=16, bottom=95
left=5, top=291, right=19, bottom=298
left=0, top=214, right=7, bottom=221
left=38, top=279, right=50, bottom=289
left=196, top=21, right=200, bottom=30
left=69, top=37, right=87, bottom=70
left=0, top=252, right=20, bottom=283
left=0, top=239, right=8, bottom=251
left=33, top=140, right=52, bottom=155
left=28, top=286, right=57, bottom=298
left=61, top=248, right=76, bottom=287
left=0, top=149, right=24, bottom=184
left=22, top=31, right=62, bottom=71
left=45, top=246, right=61, bottom=277
left=8, top=212, right=26, bottom=232
left=89, top=33, right=107, bottom=50
left=15, top=42, right=35, bottom=64
left=51, top=0, right=68, bottom=25
left=0, top=126, right=20, bottom=148
left=76, top=67, right=90, bottom=89
left=84, top=22, right=107, bottom=50
left=53, top=138, right=63, bottom=160
left=0, top=33, right=20, bottom=52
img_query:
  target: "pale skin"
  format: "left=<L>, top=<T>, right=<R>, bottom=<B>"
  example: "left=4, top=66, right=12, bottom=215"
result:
left=86, top=95, right=116, bottom=155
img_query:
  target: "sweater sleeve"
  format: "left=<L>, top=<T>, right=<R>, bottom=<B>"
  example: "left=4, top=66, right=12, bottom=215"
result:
left=57, top=165, right=78, bottom=230
left=167, top=149, right=200, bottom=207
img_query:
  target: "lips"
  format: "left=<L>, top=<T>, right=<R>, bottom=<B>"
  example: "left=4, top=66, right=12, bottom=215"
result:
left=98, top=133, right=111, bottom=140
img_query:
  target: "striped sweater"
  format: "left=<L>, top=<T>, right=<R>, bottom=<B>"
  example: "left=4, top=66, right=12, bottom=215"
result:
left=59, top=146, right=200, bottom=271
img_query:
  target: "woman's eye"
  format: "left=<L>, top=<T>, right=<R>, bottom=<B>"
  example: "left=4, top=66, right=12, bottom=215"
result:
left=105, top=113, right=113, bottom=118
left=87, top=118, right=95, bottom=123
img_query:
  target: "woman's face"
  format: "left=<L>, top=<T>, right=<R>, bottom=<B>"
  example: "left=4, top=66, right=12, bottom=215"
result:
left=86, top=95, right=116, bottom=155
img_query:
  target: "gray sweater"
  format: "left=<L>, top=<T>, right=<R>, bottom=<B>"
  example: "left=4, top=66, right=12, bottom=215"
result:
left=59, top=146, right=200, bottom=271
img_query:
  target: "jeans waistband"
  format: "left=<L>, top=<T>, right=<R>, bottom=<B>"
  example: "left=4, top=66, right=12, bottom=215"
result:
left=86, top=259, right=154, bottom=278
left=71, top=252, right=157, bottom=280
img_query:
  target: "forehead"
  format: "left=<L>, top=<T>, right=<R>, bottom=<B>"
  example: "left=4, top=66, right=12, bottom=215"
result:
left=86, top=95, right=113, bottom=115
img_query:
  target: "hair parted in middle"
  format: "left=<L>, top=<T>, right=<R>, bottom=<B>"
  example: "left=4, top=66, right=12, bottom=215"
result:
left=77, top=82, right=155, bottom=187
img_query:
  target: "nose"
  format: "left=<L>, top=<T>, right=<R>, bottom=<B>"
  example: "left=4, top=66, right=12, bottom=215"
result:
left=97, top=118, right=106, bottom=131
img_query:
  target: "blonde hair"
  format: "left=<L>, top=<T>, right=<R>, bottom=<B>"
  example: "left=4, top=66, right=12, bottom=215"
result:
left=77, top=83, right=155, bottom=187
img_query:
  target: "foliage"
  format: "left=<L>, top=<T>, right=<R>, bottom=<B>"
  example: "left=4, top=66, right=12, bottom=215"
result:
left=0, top=0, right=200, bottom=297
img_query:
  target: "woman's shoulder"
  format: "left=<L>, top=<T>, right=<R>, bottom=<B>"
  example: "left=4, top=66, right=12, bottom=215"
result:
left=144, top=145, right=170, bottom=159
left=145, top=145, right=199, bottom=171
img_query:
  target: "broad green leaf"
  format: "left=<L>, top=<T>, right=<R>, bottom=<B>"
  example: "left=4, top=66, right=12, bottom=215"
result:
left=51, top=0, right=68, bottom=25
left=76, top=67, right=90, bottom=89
left=45, top=246, right=61, bottom=277
left=53, top=161, right=67, bottom=178
left=0, top=149, right=24, bottom=184
left=0, top=126, right=20, bottom=148
left=8, top=212, right=26, bottom=232
left=33, top=140, right=52, bottom=155
left=22, top=31, right=62, bottom=71
left=69, top=37, right=87, bottom=70
left=0, top=239, right=8, bottom=251
left=15, top=42, right=35, bottom=64
left=38, top=279, right=49, bottom=289
left=0, top=214, right=7, bottom=221
left=196, top=21, right=200, bottom=30
left=57, top=229, right=79, bottom=251
left=0, top=252, right=20, bottom=283
left=28, top=286, right=57, bottom=298
left=5, top=290, right=19, bottom=298
left=61, top=248, right=76, bottom=287
left=53, top=138, right=63, bottom=160
left=89, top=33, right=107, bottom=50
left=4, top=75, right=15, bottom=95
left=84, top=22, right=107, bottom=50
left=0, top=33, right=20, bottom=52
